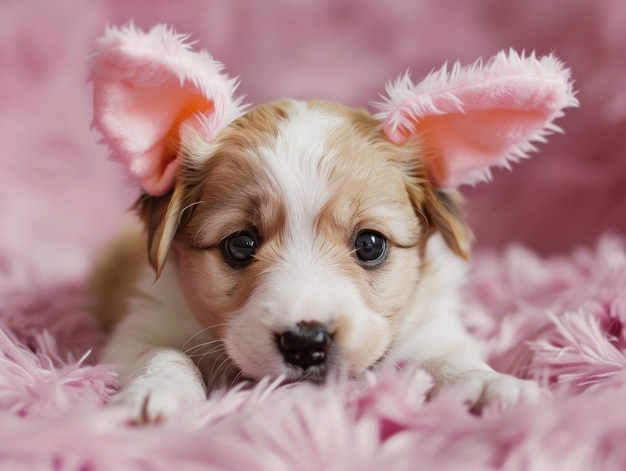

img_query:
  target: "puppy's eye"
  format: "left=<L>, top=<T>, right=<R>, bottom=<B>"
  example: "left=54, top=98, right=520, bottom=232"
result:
left=223, top=231, right=257, bottom=266
left=354, top=231, right=387, bottom=266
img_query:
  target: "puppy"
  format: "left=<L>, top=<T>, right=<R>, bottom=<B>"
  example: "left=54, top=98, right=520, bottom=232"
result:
left=90, top=25, right=577, bottom=422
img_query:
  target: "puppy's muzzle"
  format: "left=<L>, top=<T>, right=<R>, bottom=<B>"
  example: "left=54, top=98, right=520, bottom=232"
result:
left=276, top=321, right=333, bottom=371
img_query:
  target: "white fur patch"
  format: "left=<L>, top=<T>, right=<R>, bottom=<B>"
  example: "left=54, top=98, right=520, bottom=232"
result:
left=253, top=101, right=353, bottom=330
left=256, top=101, right=340, bottom=232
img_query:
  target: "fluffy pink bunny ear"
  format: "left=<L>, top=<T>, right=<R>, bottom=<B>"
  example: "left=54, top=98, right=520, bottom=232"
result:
left=90, top=24, right=245, bottom=196
left=375, top=50, right=578, bottom=188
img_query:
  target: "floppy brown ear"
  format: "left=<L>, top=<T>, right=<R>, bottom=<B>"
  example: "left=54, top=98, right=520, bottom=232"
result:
left=413, top=186, right=473, bottom=260
left=135, top=181, right=187, bottom=277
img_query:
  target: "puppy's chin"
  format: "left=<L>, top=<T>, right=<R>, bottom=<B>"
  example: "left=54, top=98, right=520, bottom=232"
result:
left=280, top=365, right=330, bottom=386
left=232, top=354, right=361, bottom=387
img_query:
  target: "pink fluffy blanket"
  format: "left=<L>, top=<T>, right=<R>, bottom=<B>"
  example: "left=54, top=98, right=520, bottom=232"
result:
left=2, top=237, right=626, bottom=469
left=2, top=0, right=626, bottom=469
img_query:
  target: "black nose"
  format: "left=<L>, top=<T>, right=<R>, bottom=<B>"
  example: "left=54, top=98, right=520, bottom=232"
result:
left=276, top=321, right=333, bottom=369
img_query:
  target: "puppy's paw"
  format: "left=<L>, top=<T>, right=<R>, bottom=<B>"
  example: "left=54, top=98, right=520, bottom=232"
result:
left=109, top=381, right=206, bottom=424
left=452, top=370, right=545, bottom=413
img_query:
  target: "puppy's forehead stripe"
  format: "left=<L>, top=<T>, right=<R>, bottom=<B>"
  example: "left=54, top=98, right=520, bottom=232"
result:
left=257, top=101, right=346, bottom=231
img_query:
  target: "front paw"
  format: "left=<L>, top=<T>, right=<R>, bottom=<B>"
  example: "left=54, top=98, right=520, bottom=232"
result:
left=109, top=380, right=206, bottom=424
left=452, top=370, right=545, bottom=413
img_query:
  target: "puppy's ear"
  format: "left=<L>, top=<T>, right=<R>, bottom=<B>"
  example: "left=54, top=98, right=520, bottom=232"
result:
left=91, top=24, right=246, bottom=274
left=134, top=181, right=189, bottom=276
left=423, top=189, right=472, bottom=260
left=90, top=23, right=245, bottom=196
left=375, top=50, right=578, bottom=189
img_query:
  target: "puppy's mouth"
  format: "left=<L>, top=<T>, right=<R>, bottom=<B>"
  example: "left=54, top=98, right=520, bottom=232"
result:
left=283, top=363, right=330, bottom=385
left=281, top=354, right=384, bottom=385
left=236, top=364, right=329, bottom=388
left=233, top=321, right=387, bottom=386
left=237, top=350, right=386, bottom=388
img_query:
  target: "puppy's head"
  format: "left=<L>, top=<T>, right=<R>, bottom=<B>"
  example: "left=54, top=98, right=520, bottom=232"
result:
left=140, top=100, right=469, bottom=382
left=91, top=25, right=577, bottom=383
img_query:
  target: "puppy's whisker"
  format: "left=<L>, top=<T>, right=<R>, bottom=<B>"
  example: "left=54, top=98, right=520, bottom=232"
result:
left=181, top=326, right=215, bottom=349
left=181, top=323, right=230, bottom=352
left=188, top=340, right=228, bottom=358
left=183, top=339, right=225, bottom=356
left=182, top=340, right=221, bottom=355
left=187, top=347, right=227, bottom=361
left=215, top=357, right=237, bottom=387
left=178, top=200, right=206, bottom=227
left=206, top=351, right=229, bottom=386
left=208, top=353, right=235, bottom=388
left=189, top=345, right=228, bottom=361
left=187, top=351, right=226, bottom=362
left=229, top=369, right=245, bottom=389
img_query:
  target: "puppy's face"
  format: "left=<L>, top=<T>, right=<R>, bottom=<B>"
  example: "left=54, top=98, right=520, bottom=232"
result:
left=141, top=100, right=468, bottom=384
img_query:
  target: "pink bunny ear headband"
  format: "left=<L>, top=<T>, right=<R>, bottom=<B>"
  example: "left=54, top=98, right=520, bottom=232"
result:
left=90, top=24, right=578, bottom=196
left=90, top=24, right=246, bottom=196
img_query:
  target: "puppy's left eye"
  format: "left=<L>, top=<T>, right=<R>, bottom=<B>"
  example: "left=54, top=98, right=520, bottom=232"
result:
left=354, top=230, right=387, bottom=266
left=223, top=231, right=257, bottom=266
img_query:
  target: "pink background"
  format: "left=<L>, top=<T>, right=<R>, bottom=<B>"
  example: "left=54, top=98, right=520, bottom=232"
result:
left=2, top=0, right=625, bottom=282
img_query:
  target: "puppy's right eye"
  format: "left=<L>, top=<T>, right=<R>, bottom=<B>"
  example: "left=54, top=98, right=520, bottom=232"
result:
left=354, top=230, right=387, bottom=267
left=223, top=231, right=257, bottom=267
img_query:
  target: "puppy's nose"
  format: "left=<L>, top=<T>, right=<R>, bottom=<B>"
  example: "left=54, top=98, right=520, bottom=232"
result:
left=277, top=321, right=333, bottom=369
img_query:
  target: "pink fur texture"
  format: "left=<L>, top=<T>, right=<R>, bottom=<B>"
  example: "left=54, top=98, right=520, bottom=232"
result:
left=92, top=24, right=245, bottom=196
left=375, top=49, right=578, bottom=188
left=1, top=0, right=626, bottom=469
